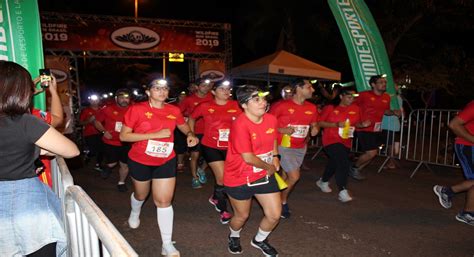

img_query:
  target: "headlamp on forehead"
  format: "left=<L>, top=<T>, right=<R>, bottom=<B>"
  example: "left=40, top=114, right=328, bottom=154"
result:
left=117, top=93, right=130, bottom=98
left=243, top=91, right=269, bottom=103
left=310, top=79, right=318, bottom=84
left=102, top=94, right=109, bottom=99
left=381, top=74, right=387, bottom=78
left=89, top=94, right=99, bottom=101
left=222, top=80, right=230, bottom=87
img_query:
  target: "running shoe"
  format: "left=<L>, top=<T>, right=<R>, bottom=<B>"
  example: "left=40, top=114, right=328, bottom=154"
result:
left=316, top=179, right=332, bottom=193
left=433, top=185, right=452, bottom=209
left=220, top=211, right=232, bottom=224
left=338, top=189, right=353, bottom=203
left=208, top=195, right=222, bottom=212
left=191, top=178, right=202, bottom=189
left=280, top=203, right=290, bottom=219
left=117, top=183, right=128, bottom=192
left=228, top=235, right=242, bottom=254
left=349, top=166, right=365, bottom=180
left=161, top=242, right=180, bottom=257
left=100, top=167, right=111, bottom=179
left=455, top=211, right=474, bottom=226
left=128, top=211, right=140, bottom=229
left=197, top=168, right=207, bottom=184
left=251, top=238, right=278, bottom=257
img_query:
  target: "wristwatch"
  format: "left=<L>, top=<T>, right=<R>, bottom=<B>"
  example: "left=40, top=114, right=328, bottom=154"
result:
left=273, top=154, right=281, bottom=159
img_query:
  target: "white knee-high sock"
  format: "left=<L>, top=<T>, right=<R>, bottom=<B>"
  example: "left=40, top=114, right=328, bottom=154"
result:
left=130, top=193, right=144, bottom=214
left=255, top=227, right=271, bottom=242
left=157, top=206, right=174, bottom=245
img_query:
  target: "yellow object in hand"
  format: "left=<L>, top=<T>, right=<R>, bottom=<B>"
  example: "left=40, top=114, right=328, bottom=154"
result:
left=281, top=134, right=291, bottom=147
left=274, top=172, right=288, bottom=190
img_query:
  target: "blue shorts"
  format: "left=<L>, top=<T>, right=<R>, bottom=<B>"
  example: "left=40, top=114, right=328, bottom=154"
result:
left=454, top=144, right=474, bottom=180
left=0, top=177, right=67, bottom=256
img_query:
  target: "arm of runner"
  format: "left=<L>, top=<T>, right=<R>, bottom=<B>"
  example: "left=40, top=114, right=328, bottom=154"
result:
left=241, top=152, right=277, bottom=176
left=187, top=117, right=196, bottom=133
left=176, top=123, right=199, bottom=147
left=272, top=140, right=280, bottom=172
left=356, top=120, right=372, bottom=128
left=449, top=116, right=474, bottom=144
left=318, top=121, right=344, bottom=128
left=119, top=125, right=171, bottom=142
left=278, top=126, right=295, bottom=135
left=48, top=76, right=64, bottom=128
left=310, top=122, right=319, bottom=136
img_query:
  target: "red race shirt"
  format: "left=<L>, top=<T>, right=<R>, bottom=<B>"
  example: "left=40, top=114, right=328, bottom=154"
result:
left=95, top=104, right=129, bottom=146
left=124, top=102, right=185, bottom=166
left=180, top=93, right=213, bottom=134
left=31, top=108, right=53, bottom=188
left=190, top=100, right=242, bottom=149
left=224, top=113, right=277, bottom=187
left=32, top=108, right=52, bottom=124
left=320, top=104, right=361, bottom=148
left=269, top=99, right=318, bottom=149
left=354, top=91, right=391, bottom=132
left=456, top=100, right=474, bottom=146
left=79, top=107, right=100, bottom=137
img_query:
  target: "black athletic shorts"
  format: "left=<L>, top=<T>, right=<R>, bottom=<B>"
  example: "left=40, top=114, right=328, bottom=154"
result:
left=173, top=129, right=187, bottom=155
left=188, top=134, right=203, bottom=152
left=202, top=144, right=227, bottom=163
left=103, top=143, right=130, bottom=164
left=225, top=175, right=279, bottom=200
left=356, top=131, right=383, bottom=152
left=128, top=157, right=177, bottom=181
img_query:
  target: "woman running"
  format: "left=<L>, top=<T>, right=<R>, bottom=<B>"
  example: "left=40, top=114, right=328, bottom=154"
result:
left=120, top=79, right=198, bottom=257
left=224, top=85, right=281, bottom=257
left=316, top=86, right=370, bottom=202
left=188, top=80, right=242, bottom=224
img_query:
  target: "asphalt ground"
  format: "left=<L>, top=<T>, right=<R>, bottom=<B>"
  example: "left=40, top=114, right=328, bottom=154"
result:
left=71, top=150, right=473, bottom=257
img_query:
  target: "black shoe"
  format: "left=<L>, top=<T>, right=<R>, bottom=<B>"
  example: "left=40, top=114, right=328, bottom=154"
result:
left=251, top=238, right=278, bottom=257
left=280, top=203, right=290, bottom=219
left=349, top=166, right=365, bottom=180
left=100, top=167, right=111, bottom=179
left=117, top=183, right=128, bottom=192
left=94, top=164, right=103, bottom=172
left=228, top=235, right=242, bottom=254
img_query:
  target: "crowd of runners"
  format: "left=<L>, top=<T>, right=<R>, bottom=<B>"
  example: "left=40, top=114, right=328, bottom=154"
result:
left=75, top=73, right=474, bottom=257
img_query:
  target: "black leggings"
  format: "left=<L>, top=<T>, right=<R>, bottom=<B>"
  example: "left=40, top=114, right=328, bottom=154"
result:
left=322, top=143, right=351, bottom=191
left=28, top=242, right=56, bottom=257
left=214, top=184, right=228, bottom=212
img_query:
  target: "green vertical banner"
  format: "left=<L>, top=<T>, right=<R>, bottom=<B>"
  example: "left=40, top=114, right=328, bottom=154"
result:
left=0, top=0, right=45, bottom=110
left=328, top=0, right=399, bottom=109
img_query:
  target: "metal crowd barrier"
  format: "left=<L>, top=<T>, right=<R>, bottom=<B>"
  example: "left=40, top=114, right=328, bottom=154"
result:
left=51, top=158, right=138, bottom=257
left=405, top=109, right=460, bottom=178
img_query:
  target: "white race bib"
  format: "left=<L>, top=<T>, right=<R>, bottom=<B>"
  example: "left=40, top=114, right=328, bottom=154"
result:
left=338, top=126, right=355, bottom=138
left=373, top=122, right=382, bottom=132
left=145, top=140, right=174, bottom=158
left=114, top=122, right=123, bottom=132
left=253, top=151, right=273, bottom=173
left=218, top=129, right=230, bottom=142
left=291, top=125, right=310, bottom=138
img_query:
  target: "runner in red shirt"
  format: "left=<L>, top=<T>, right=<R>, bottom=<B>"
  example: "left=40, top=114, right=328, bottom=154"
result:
left=180, top=78, right=214, bottom=188
left=94, top=88, right=131, bottom=192
left=120, top=79, right=198, bottom=256
left=189, top=80, right=242, bottom=224
left=434, top=100, right=474, bottom=226
left=79, top=95, right=103, bottom=172
left=224, top=85, right=281, bottom=256
left=317, top=86, right=370, bottom=202
left=269, top=79, right=319, bottom=219
left=351, top=75, right=401, bottom=180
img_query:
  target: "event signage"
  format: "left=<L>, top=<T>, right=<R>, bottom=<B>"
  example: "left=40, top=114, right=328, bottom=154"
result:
left=328, top=0, right=398, bottom=108
left=42, top=20, right=225, bottom=54
left=0, top=0, right=45, bottom=109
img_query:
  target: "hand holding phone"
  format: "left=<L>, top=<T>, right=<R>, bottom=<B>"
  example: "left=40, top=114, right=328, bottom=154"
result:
left=39, top=69, right=52, bottom=88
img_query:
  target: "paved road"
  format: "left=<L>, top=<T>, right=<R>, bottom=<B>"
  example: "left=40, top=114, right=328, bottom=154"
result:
left=71, top=152, right=472, bottom=257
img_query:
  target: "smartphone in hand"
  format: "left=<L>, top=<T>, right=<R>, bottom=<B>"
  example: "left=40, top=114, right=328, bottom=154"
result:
left=39, top=69, right=52, bottom=88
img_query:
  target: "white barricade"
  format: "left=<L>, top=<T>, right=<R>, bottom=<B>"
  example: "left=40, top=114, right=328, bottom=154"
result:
left=51, top=157, right=138, bottom=257
left=405, top=109, right=460, bottom=178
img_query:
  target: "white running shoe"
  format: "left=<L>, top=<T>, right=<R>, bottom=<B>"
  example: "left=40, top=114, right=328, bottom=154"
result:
left=316, top=179, right=332, bottom=193
left=128, top=211, right=140, bottom=229
left=338, top=189, right=353, bottom=203
left=161, top=242, right=180, bottom=257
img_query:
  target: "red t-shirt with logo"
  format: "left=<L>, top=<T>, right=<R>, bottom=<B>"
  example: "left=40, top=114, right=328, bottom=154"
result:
left=269, top=99, right=318, bottom=149
left=79, top=107, right=100, bottom=137
left=180, top=93, right=213, bottom=134
left=320, top=104, right=361, bottom=148
left=354, top=91, right=391, bottom=132
left=124, top=102, right=185, bottom=166
left=190, top=100, right=242, bottom=149
left=456, top=100, right=474, bottom=146
left=224, top=113, right=277, bottom=187
left=31, top=108, right=53, bottom=187
left=95, top=104, right=129, bottom=146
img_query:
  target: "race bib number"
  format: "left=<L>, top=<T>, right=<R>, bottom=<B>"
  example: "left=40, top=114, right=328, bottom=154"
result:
left=373, top=122, right=382, bottom=132
left=145, top=140, right=174, bottom=158
left=253, top=151, right=273, bottom=173
left=338, top=126, right=355, bottom=138
left=291, top=125, right=310, bottom=138
left=218, top=129, right=230, bottom=142
left=114, top=122, right=123, bottom=132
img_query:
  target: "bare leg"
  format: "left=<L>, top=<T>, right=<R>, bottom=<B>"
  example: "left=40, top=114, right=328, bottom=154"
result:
left=281, top=170, right=300, bottom=204
left=118, top=161, right=128, bottom=183
left=355, top=149, right=378, bottom=170
left=464, top=185, right=474, bottom=212
left=189, top=151, right=199, bottom=179
left=255, top=192, right=282, bottom=231
left=228, top=197, right=252, bottom=231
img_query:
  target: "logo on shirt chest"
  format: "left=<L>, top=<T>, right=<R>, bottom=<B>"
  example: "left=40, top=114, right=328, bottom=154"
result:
left=370, top=97, right=375, bottom=101
left=113, top=111, right=119, bottom=115
left=251, top=133, right=257, bottom=140
left=382, top=99, right=388, bottom=103
left=208, top=108, right=215, bottom=114
left=288, top=108, right=295, bottom=114
left=227, top=109, right=237, bottom=113
left=333, top=110, right=340, bottom=115
left=166, top=114, right=176, bottom=120
left=194, top=102, right=199, bottom=106
left=304, top=111, right=313, bottom=115
left=348, top=111, right=357, bottom=115
left=266, top=128, right=274, bottom=134
left=145, top=112, right=153, bottom=119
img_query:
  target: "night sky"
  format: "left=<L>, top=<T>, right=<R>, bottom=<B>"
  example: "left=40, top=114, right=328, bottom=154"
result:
left=38, top=0, right=474, bottom=108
